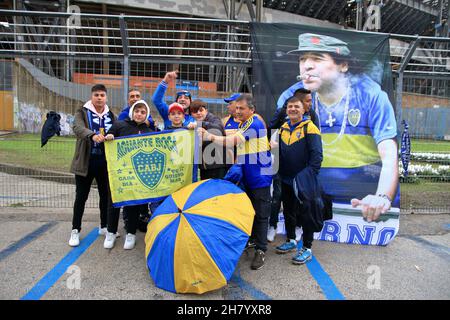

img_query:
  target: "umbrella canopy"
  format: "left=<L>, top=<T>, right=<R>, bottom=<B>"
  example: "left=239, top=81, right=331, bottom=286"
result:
left=144, top=179, right=255, bottom=294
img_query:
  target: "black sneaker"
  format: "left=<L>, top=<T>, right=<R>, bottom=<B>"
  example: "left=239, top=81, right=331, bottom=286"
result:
left=251, top=250, right=265, bottom=270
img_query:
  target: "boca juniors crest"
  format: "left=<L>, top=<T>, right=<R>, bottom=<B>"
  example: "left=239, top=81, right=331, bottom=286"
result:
left=132, top=149, right=165, bottom=190
left=105, top=129, right=197, bottom=207
left=347, top=109, right=361, bottom=127
left=251, top=22, right=400, bottom=246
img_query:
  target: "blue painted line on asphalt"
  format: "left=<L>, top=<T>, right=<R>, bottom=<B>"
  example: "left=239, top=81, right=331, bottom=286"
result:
left=298, top=241, right=345, bottom=300
left=0, top=222, right=57, bottom=263
left=21, top=227, right=98, bottom=300
left=227, top=269, right=245, bottom=300
left=230, top=266, right=272, bottom=300
left=402, top=235, right=450, bottom=262
left=306, top=256, right=346, bottom=300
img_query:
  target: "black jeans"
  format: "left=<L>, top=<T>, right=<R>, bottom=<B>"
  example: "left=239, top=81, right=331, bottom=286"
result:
left=72, top=158, right=110, bottom=232
left=281, top=182, right=314, bottom=249
left=269, top=173, right=282, bottom=228
left=108, top=204, right=142, bottom=235
left=247, top=187, right=271, bottom=252
left=122, top=203, right=149, bottom=222
left=200, top=167, right=227, bottom=180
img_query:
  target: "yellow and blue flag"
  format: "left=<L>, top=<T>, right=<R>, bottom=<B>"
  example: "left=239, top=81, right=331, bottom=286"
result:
left=105, top=129, right=198, bottom=207
left=145, top=179, right=255, bottom=294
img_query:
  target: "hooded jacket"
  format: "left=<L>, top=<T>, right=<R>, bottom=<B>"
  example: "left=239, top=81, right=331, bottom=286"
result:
left=107, top=100, right=155, bottom=137
left=70, top=101, right=116, bottom=177
left=118, top=101, right=155, bottom=130
left=106, top=119, right=154, bottom=138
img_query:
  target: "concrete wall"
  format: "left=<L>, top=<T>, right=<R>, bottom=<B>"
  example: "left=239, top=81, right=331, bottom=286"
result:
left=76, top=0, right=343, bottom=29
left=13, top=61, right=83, bottom=134
left=402, top=93, right=450, bottom=108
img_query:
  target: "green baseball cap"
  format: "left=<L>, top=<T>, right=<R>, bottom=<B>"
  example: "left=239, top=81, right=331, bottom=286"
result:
left=287, top=33, right=351, bottom=56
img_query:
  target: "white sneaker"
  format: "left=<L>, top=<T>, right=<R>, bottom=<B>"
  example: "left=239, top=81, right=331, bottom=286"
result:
left=69, top=229, right=80, bottom=247
left=99, top=227, right=120, bottom=238
left=103, top=232, right=116, bottom=249
left=123, top=233, right=136, bottom=250
left=295, top=227, right=302, bottom=242
left=267, top=226, right=276, bottom=242
left=98, top=227, right=107, bottom=236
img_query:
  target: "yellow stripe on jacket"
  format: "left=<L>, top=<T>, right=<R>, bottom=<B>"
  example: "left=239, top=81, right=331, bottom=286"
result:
left=280, top=119, right=320, bottom=145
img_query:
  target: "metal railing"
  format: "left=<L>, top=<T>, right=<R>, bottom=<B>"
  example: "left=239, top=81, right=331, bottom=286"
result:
left=0, top=10, right=449, bottom=213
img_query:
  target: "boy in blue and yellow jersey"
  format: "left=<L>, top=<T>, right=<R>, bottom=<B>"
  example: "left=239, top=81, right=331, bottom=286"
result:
left=274, top=96, right=323, bottom=264
left=199, top=94, right=272, bottom=271
left=279, top=33, right=398, bottom=223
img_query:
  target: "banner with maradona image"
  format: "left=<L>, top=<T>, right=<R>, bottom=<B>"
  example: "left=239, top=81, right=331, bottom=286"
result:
left=251, top=23, right=400, bottom=246
left=105, top=129, right=198, bottom=207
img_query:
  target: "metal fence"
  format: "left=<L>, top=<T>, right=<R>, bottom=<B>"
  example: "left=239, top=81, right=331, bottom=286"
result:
left=0, top=10, right=449, bottom=213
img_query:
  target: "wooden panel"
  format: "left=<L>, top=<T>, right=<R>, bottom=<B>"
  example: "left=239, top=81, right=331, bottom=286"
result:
left=0, top=90, right=13, bottom=130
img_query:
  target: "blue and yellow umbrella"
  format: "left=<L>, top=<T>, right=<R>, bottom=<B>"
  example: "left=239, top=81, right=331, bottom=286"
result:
left=144, top=179, right=255, bottom=294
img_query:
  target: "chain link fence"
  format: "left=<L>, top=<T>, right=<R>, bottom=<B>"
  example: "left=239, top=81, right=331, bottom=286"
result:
left=0, top=10, right=449, bottom=213
left=388, top=34, right=450, bottom=214
left=397, top=77, right=449, bottom=214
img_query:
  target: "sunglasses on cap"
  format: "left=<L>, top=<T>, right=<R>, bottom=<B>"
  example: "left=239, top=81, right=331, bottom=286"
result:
left=176, top=91, right=191, bottom=98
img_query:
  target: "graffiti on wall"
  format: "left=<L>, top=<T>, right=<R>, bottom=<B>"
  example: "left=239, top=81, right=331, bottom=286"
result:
left=59, top=112, right=75, bottom=136
left=15, top=102, right=75, bottom=135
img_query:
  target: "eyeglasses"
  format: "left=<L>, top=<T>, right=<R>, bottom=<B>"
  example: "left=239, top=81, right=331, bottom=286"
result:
left=176, top=91, right=191, bottom=98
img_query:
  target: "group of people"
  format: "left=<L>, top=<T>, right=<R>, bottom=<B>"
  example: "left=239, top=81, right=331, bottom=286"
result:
left=68, top=32, right=399, bottom=272
left=69, top=84, right=155, bottom=251
left=68, top=76, right=321, bottom=272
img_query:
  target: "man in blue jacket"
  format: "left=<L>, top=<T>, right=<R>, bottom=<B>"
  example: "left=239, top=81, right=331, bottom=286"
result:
left=118, top=89, right=155, bottom=130
left=199, top=94, right=272, bottom=271
left=275, top=96, right=323, bottom=264
left=152, top=71, right=195, bottom=129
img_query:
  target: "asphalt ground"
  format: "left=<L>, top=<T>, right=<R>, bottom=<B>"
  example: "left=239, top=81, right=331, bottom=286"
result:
left=0, top=175, right=449, bottom=302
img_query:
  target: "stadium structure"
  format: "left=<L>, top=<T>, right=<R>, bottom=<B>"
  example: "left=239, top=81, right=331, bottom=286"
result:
left=0, top=0, right=448, bottom=138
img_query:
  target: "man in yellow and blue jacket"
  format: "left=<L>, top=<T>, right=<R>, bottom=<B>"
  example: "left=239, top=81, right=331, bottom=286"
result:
left=275, top=96, right=323, bottom=265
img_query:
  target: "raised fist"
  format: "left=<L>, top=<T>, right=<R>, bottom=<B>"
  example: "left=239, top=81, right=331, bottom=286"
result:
left=163, top=70, right=178, bottom=83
